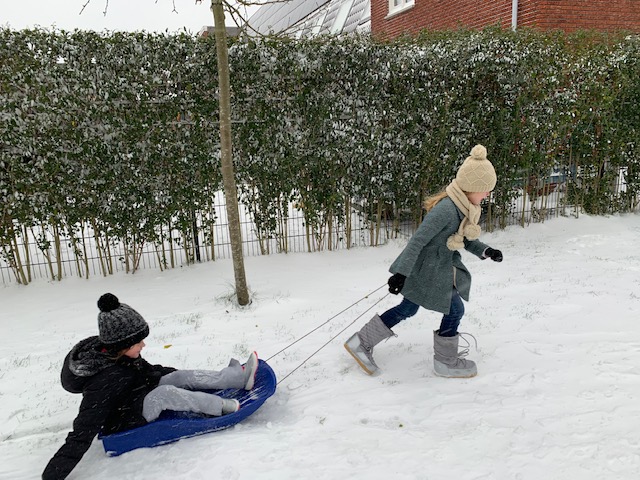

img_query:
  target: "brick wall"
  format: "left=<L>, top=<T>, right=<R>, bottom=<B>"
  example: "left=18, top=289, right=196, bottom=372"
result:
left=372, top=0, right=640, bottom=38
left=531, top=0, right=640, bottom=32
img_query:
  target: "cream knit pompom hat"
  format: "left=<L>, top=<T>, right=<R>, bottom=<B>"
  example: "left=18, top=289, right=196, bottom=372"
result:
left=455, top=145, right=497, bottom=193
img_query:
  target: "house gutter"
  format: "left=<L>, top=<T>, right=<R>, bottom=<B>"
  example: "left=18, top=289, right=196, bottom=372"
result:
left=511, top=0, right=519, bottom=31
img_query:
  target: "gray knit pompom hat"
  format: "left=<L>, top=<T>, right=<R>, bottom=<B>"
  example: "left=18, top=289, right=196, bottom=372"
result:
left=97, top=293, right=149, bottom=352
left=455, top=145, right=497, bottom=193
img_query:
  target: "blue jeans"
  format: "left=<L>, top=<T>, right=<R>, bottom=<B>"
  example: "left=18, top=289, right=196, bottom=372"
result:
left=379, top=289, right=465, bottom=337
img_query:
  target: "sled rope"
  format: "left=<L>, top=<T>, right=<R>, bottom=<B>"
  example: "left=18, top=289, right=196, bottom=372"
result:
left=266, top=284, right=387, bottom=363
left=275, top=289, right=390, bottom=385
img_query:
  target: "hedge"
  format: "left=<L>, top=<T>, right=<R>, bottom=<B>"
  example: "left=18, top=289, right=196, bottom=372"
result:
left=1, top=27, right=638, bottom=283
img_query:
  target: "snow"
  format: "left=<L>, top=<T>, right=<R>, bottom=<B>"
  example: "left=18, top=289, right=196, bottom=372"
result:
left=1, top=213, right=640, bottom=480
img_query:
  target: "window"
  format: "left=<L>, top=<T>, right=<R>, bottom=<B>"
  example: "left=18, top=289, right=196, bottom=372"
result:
left=388, top=0, right=414, bottom=16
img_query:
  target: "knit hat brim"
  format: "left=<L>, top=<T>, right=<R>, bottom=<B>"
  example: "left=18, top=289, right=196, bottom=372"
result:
left=102, top=324, right=149, bottom=353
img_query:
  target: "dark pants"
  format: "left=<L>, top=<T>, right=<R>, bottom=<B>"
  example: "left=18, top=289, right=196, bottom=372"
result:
left=379, top=289, right=465, bottom=337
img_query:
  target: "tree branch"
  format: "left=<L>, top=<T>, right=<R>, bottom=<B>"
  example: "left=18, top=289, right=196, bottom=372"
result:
left=79, top=0, right=109, bottom=17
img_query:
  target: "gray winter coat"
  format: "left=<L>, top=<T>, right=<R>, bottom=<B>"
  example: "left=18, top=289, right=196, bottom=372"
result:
left=389, top=197, right=488, bottom=314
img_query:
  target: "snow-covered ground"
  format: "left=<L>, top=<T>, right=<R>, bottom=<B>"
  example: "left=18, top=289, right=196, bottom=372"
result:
left=1, top=213, right=639, bottom=480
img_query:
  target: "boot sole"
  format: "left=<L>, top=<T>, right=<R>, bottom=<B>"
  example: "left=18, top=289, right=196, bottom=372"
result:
left=433, top=364, right=477, bottom=378
left=434, top=371, right=477, bottom=378
left=244, top=351, right=259, bottom=390
left=433, top=357, right=477, bottom=378
left=221, top=399, right=240, bottom=415
left=344, top=343, right=376, bottom=375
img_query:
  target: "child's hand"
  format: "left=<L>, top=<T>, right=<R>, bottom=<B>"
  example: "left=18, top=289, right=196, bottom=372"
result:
left=485, top=247, right=503, bottom=262
left=388, top=273, right=406, bottom=294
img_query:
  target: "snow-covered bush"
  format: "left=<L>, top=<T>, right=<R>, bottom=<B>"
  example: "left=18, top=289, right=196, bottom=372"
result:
left=1, top=28, right=638, bottom=284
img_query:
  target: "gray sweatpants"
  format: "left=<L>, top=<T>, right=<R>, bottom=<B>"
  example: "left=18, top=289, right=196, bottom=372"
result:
left=142, top=361, right=245, bottom=422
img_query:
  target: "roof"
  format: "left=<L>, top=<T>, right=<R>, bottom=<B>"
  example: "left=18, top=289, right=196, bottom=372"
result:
left=247, top=0, right=371, bottom=36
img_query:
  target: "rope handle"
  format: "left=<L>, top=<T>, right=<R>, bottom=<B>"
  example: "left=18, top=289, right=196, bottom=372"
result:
left=266, top=283, right=387, bottom=362
left=274, top=288, right=390, bottom=385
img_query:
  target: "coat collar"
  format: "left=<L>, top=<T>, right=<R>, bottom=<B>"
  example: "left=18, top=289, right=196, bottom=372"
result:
left=68, top=336, right=115, bottom=377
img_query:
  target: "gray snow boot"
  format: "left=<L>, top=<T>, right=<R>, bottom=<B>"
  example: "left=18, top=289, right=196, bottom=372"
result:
left=221, top=398, right=240, bottom=415
left=344, top=314, right=394, bottom=375
left=433, top=331, right=477, bottom=378
left=243, top=351, right=259, bottom=390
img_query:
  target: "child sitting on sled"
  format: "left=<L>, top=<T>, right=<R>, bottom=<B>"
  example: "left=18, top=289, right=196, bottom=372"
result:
left=42, top=293, right=258, bottom=480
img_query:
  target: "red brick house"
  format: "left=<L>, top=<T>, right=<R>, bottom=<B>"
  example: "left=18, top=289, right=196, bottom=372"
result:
left=373, top=0, right=640, bottom=38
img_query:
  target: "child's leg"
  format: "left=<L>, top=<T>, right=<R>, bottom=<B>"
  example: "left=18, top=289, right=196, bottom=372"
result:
left=344, top=299, right=418, bottom=375
left=437, top=289, right=465, bottom=337
left=159, top=363, right=245, bottom=390
left=379, top=297, right=420, bottom=329
left=143, top=385, right=227, bottom=422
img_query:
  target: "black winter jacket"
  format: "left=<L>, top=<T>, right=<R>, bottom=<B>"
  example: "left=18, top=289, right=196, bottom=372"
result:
left=42, top=336, right=176, bottom=480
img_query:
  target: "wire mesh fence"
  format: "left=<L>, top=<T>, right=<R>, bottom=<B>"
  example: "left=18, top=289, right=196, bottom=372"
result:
left=0, top=190, right=415, bottom=285
left=1, top=170, right=635, bottom=286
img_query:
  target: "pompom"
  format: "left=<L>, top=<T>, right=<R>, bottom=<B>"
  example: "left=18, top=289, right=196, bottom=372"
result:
left=98, top=293, right=120, bottom=312
left=469, top=144, right=487, bottom=161
left=447, top=233, right=465, bottom=251
left=463, top=223, right=481, bottom=240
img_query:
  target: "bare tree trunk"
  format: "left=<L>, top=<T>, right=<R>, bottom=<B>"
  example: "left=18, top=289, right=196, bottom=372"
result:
left=22, top=225, right=32, bottom=282
left=210, top=0, right=250, bottom=305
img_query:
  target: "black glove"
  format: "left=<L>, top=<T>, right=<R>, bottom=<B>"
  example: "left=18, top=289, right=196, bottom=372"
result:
left=485, top=247, right=503, bottom=262
left=388, top=273, right=406, bottom=294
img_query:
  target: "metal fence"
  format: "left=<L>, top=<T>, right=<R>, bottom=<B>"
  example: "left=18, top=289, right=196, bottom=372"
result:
left=0, top=173, right=633, bottom=286
left=0, top=190, right=416, bottom=285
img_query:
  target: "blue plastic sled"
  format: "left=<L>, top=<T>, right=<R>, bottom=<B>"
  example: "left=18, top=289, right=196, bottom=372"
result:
left=100, top=359, right=277, bottom=456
